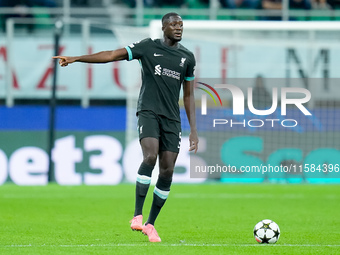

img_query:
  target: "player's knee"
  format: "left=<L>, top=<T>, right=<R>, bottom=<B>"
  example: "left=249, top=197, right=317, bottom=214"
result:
left=159, top=167, right=174, bottom=179
left=143, top=154, right=157, bottom=167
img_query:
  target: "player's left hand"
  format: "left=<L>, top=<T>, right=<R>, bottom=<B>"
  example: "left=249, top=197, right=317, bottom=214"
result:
left=189, top=131, right=199, bottom=153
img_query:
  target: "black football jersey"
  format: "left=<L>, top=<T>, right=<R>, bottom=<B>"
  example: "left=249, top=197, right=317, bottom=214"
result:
left=125, top=38, right=195, bottom=122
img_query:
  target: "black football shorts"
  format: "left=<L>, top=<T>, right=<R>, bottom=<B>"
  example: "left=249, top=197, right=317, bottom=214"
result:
left=137, top=110, right=182, bottom=153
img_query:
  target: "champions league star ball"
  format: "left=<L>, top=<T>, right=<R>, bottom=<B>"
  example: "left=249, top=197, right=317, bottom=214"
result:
left=253, top=219, right=280, bottom=244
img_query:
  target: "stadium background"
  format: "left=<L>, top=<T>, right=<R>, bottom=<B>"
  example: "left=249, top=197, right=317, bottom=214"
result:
left=0, top=2, right=340, bottom=254
left=0, top=1, right=339, bottom=184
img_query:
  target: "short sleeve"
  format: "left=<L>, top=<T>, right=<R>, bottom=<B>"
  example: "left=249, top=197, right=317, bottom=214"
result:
left=124, top=38, right=151, bottom=61
left=184, top=53, right=196, bottom=81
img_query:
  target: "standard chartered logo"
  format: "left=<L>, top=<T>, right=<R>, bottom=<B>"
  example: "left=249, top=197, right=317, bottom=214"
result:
left=155, top=65, right=162, bottom=75
left=154, top=65, right=180, bottom=80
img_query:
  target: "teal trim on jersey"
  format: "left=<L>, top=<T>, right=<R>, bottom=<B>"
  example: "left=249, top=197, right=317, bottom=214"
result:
left=184, top=76, right=195, bottom=81
left=125, top=46, right=133, bottom=61
left=138, top=59, right=143, bottom=72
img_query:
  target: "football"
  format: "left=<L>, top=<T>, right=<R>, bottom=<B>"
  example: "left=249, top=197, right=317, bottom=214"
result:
left=253, top=219, right=280, bottom=244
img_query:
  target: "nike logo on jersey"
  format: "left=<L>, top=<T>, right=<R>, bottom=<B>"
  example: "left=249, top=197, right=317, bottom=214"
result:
left=154, top=53, right=163, bottom=57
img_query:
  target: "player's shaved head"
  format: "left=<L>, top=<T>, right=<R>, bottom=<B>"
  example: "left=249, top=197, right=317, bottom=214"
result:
left=162, top=12, right=180, bottom=25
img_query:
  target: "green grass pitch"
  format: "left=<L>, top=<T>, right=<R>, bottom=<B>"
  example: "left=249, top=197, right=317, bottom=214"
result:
left=0, top=184, right=339, bottom=254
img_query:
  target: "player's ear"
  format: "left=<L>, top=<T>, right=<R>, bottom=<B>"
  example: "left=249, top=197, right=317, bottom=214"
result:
left=162, top=20, right=168, bottom=31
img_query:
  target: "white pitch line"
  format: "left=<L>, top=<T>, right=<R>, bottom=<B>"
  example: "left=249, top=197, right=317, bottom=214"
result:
left=2, top=244, right=340, bottom=248
left=173, top=193, right=306, bottom=199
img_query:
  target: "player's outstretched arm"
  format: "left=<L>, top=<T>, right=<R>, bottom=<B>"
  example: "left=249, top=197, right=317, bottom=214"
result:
left=53, top=48, right=128, bottom=67
left=183, top=80, right=199, bottom=153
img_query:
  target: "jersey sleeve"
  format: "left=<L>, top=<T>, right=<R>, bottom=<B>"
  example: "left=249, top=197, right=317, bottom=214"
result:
left=184, top=53, right=196, bottom=81
left=124, top=38, right=151, bottom=61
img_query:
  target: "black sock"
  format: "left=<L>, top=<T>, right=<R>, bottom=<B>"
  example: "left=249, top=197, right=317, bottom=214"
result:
left=147, top=176, right=172, bottom=226
left=134, top=162, right=154, bottom=216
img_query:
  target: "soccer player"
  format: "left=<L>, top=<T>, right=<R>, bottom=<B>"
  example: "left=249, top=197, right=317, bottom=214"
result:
left=53, top=12, right=199, bottom=243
